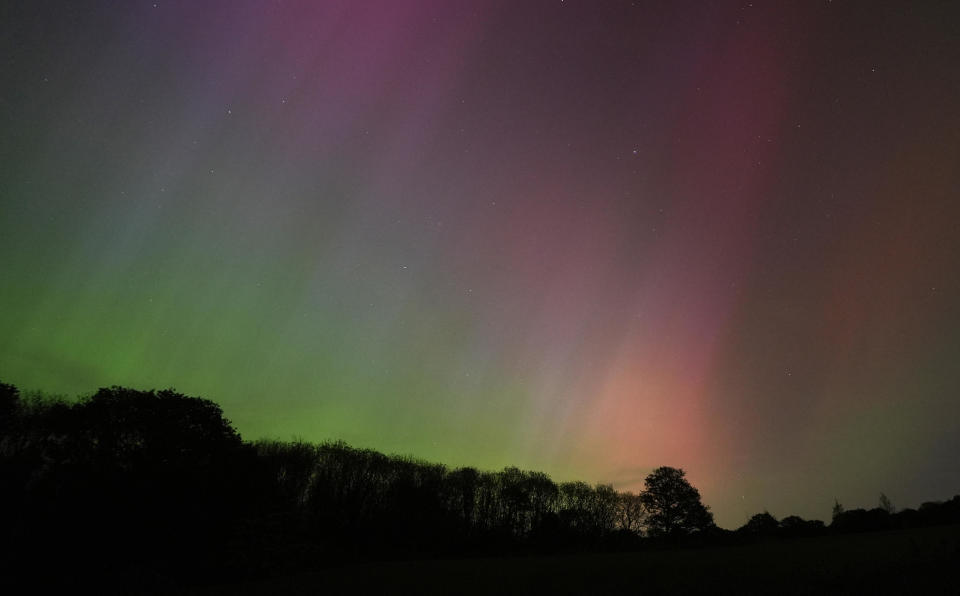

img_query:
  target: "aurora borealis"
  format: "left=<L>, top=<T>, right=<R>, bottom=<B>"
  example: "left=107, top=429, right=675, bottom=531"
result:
left=2, top=0, right=958, bottom=528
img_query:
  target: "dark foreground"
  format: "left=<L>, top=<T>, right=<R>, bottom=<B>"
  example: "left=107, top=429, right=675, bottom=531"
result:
left=192, top=523, right=960, bottom=595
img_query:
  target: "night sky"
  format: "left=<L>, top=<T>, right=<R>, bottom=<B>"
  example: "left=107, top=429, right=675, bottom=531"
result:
left=2, top=0, right=959, bottom=528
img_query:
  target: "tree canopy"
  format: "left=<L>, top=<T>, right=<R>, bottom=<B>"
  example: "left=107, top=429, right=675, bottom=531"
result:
left=639, top=466, right=714, bottom=538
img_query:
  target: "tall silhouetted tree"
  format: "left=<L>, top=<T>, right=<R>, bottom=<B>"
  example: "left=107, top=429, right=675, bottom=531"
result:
left=832, top=498, right=845, bottom=523
left=879, top=492, right=895, bottom=514
left=616, top=491, right=645, bottom=534
left=444, top=466, right=480, bottom=534
left=639, top=466, right=713, bottom=538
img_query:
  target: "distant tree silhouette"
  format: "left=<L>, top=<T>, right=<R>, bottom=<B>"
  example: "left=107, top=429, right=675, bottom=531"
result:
left=740, top=511, right=779, bottom=538
left=443, top=466, right=481, bottom=539
left=778, top=515, right=826, bottom=538
left=526, top=470, right=560, bottom=536
left=879, top=492, right=895, bottom=514
left=500, top=467, right=534, bottom=536
left=255, top=438, right=320, bottom=509
left=616, top=491, right=645, bottom=534
left=558, top=480, right=594, bottom=534
left=831, top=507, right=891, bottom=533
left=592, top=484, right=620, bottom=536
left=832, top=498, right=845, bottom=522
left=639, top=467, right=713, bottom=538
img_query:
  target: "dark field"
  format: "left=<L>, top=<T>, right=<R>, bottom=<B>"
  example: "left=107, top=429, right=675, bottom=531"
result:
left=194, top=523, right=960, bottom=595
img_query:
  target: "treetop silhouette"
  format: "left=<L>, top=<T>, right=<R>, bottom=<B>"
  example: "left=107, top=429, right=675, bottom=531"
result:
left=639, top=466, right=714, bottom=538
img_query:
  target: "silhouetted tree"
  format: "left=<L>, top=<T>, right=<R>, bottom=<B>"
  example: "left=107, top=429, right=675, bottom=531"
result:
left=832, top=507, right=891, bottom=533
left=558, top=481, right=594, bottom=536
left=499, top=467, right=533, bottom=535
left=832, top=498, right=845, bottom=523
left=879, top=492, right=895, bottom=514
left=616, top=491, right=645, bottom=534
left=778, top=515, right=826, bottom=538
left=517, top=469, right=560, bottom=542
left=592, top=484, right=620, bottom=535
left=639, top=467, right=713, bottom=538
left=444, top=466, right=480, bottom=534
left=255, top=438, right=320, bottom=508
left=739, top=511, right=779, bottom=538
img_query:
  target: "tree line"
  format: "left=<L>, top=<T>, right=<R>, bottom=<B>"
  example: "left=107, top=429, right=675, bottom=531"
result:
left=0, top=382, right=712, bottom=590
left=1, top=381, right=958, bottom=592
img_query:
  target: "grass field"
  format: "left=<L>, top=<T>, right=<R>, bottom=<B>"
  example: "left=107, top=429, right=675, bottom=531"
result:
left=193, top=523, right=960, bottom=595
